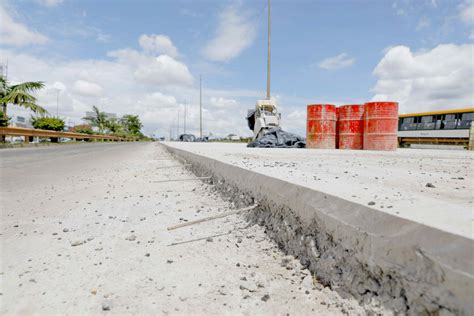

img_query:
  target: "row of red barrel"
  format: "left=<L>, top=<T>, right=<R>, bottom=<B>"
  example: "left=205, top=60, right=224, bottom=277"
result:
left=306, top=102, right=399, bottom=151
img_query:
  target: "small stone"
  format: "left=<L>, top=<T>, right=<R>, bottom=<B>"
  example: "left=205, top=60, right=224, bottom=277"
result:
left=281, top=258, right=291, bottom=267
left=368, top=201, right=376, bottom=206
left=71, top=240, right=85, bottom=247
left=62, top=228, right=69, bottom=233
left=261, top=294, right=270, bottom=302
left=145, top=253, right=150, bottom=257
left=102, top=303, right=110, bottom=311
left=167, top=259, right=173, bottom=264
left=206, top=237, right=213, bottom=242
left=425, top=183, right=436, bottom=188
left=125, top=235, right=136, bottom=241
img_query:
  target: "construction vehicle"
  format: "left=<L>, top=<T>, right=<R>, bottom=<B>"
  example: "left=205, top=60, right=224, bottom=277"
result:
left=246, top=99, right=281, bottom=140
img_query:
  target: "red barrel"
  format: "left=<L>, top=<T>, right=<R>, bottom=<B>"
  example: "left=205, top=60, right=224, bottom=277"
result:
left=338, top=104, right=364, bottom=150
left=335, top=107, right=340, bottom=149
left=363, top=102, right=399, bottom=151
left=306, top=104, right=336, bottom=149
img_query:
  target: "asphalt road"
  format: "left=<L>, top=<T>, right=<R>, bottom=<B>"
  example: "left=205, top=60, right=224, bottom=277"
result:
left=0, top=143, right=364, bottom=315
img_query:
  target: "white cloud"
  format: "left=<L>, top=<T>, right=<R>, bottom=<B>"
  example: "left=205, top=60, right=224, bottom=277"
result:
left=459, top=0, right=474, bottom=24
left=318, top=53, right=355, bottom=70
left=209, top=97, right=238, bottom=108
left=0, top=5, right=48, bottom=47
left=1, top=30, right=196, bottom=135
left=107, top=49, right=193, bottom=86
left=135, top=55, right=193, bottom=86
left=141, top=92, right=177, bottom=109
left=37, top=0, right=63, bottom=7
left=371, top=44, right=474, bottom=113
left=138, top=34, right=179, bottom=58
left=202, top=3, right=257, bottom=62
left=72, top=80, right=103, bottom=97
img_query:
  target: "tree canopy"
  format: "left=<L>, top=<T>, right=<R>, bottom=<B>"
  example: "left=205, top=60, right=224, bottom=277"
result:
left=120, top=114, right=143, bottom=136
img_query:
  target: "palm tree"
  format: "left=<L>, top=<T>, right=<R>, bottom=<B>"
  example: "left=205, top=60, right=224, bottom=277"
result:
left=0, top=76, right=47, bottom=118
left=83, top=105, right=108, bottom=133
left=1, top=76, right=46, bottom=141
left=106, top=117, right=124, bottom=135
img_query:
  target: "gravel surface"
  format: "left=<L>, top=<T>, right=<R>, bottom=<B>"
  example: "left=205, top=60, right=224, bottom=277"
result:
left=165, top=142, right=474, bottom=239
left=0, top=143, right=364, bottom=315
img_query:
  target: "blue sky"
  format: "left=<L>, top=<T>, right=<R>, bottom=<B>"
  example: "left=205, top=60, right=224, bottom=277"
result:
left=1, top=0, right=473, bottom=137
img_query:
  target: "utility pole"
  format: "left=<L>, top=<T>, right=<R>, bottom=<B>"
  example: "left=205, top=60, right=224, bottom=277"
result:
left=184, top=100, right=187, bottom=134
left=199, top=75, right=202, bottom=139
left=267, top=0, right=271, bottom=100
left=169, top=125, right=172, bottom=141
left=176, top=108, right=180, bottom=139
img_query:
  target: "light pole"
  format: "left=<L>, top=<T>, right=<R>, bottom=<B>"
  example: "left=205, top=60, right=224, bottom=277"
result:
left=184, top=100, right=187, bottom=134
left=267, top=0, right=271, bottom=100
left=176, top=108, right=180, bottom=139
left=199, top=75, right=202, bottom=138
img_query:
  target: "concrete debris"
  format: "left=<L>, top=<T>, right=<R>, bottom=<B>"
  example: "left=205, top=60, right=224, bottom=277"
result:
left=178, top=134, right=196, bottom=142
left=247, top=127, right=305, bottom=148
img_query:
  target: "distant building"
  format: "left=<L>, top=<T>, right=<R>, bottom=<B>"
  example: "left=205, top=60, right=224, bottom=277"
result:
left=12, top=116, right=33, bottom=128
